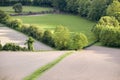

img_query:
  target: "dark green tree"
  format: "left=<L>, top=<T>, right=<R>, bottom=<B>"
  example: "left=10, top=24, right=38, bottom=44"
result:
left=0, top=41, right=2, bottom=51
left=42, top=30, right=54, bottom=46
left=65, top=0, right=79, bottom=13
left=13, top=3, right=23, bottom=13
left=52, top=0, right=67, bottom=11
left=87, top=0, right=112, bottom=21
left=78, top=0, right=91, bottom=17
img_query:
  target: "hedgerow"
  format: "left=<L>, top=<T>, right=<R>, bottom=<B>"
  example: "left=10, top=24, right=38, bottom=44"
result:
left=0, top=9, right=88, bottom=50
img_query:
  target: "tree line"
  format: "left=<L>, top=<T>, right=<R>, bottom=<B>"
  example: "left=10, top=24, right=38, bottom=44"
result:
left=0, top=0, right=120, bottom=21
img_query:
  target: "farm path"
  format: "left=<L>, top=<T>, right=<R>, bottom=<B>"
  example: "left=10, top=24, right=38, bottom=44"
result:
left=0, top=27, right=53, bottom=51
left=0, top=51, right=68, bottom=80
left=38, top=46, right=120, bottom=80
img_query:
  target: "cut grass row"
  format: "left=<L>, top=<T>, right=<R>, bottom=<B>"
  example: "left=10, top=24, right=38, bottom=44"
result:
left=0, top=6, right=53, bottom=14
left=24, top=52, right=73, bottom=80
left=13, top=14, right=96, bottom=43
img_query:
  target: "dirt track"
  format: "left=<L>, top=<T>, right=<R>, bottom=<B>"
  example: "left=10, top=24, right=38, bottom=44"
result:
left=0, top=51, right=67, bottom=80
left=0, top=27, right=53, bottom=51
left=38, top=46, right=120, bottom=80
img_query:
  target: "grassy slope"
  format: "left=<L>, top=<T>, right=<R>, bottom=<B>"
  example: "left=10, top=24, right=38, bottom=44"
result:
left=0, top=6, right=53, bottom=14
left=13, top=14, right=96, bottom=43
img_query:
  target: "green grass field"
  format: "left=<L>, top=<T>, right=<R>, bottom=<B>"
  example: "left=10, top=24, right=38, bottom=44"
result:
left=13, top=14, right=96, bottom=43
left=0, top=6, right=53, bottom=14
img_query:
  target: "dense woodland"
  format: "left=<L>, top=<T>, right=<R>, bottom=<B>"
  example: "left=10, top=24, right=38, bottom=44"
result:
left=0, top=0, right=120, bottom=21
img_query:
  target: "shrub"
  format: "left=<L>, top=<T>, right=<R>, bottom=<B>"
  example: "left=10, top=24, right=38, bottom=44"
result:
left=27, top=25, right=44, bottom=40
left=97, top=16, right=119, bottom=27
left=92, top=16, right=120, bottom=41
left=53, top=26, right=71, bottom=50
left=0, top=10, right=10, bottom=24
left=0, top=43, right=2, bottom=51
left=93, top=22, right=120, bottom=47
left=13, top=3, right=23, bottom=13
left=2, top=43, right=27, bottom=51
left=70, top=33, right=88, bottom=50
left=42, top=30, right=54, bottom=46
left=92, top=24, right=104, bottom=40
left=9, top=19, right=22, bottom=30
left=99, top=26, right=120, bottom=47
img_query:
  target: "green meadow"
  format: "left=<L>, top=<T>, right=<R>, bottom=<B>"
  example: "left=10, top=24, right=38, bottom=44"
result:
left=13, top=14, right=96, bottom=43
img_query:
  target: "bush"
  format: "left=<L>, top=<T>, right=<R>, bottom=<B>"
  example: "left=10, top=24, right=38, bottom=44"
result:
left=9, top=19, right=22, bottom=30
left=0, top=43, right=2, bottom=51
left=13, top=3, right=23, bottom=13
left=21, top=24, right=30, bottom=33
left=2, top=43, right=27, bottom=51
left=99, top=26, right=120, bottom=47
left=53, top=26, right=71, bottom=50
left=27, top=25, right=44, bottom=41
left=92, top=16, right=120, bottom=47
left=97, top=16, right=119, bottom=27
left=69, top=33, right=88, bottom=50
left=42, top=30, right=54, bottom=46
left=92, top=16, right=120, bottom=41
left=92, top=24, right=104, bottom=40
left=0, top=10, right=10, bottom=24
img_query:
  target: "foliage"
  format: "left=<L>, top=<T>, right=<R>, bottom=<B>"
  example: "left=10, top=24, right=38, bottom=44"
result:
left=53, top=26, right=70, bottom=50
left=25, top=37, right=34, bottom=51
left=97, top=16, right=119, bottom=27
left=78, top=0, right=91, bottom=17
left=0, top=7, right=89, bottom=50
left=28, top=25, right=44, bottom=40
left=99, top=26, right=120, bottom=47
left=52, top=0, right=66, bottom=11
left=92, top=25, right=104, bottom=40
left=70, top=33, right=88, bottom=50
left=92, top=16, right=120, bottom=47
left=0, top=0, right=114, bottom=21
left=2, top=43, right=27, bottom=51
left=0, top=43, right=2, bottom=51
left=0, top=6, right=54, bottom=15
left=87, top=0, right=108, bottom=21
left=13, top=3, right=23, bottom=13
left=33, top=0, right=52, bottom=7
left=0, top=10, right=10, bottom=24
left=14, top=14, right=95, bottom=43
left=42, top=30, right=54, bottom=46
left=106, top=0, right=120, bottom=16
left=65, top=0, right=79, bottom=13
left=114, top=12, right=120, bottom=22
left=9, top=19, right=23, bottom=30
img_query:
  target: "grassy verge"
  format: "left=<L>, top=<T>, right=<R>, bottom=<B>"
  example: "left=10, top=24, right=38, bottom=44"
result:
left=24, top=52, right=73, bottom=80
